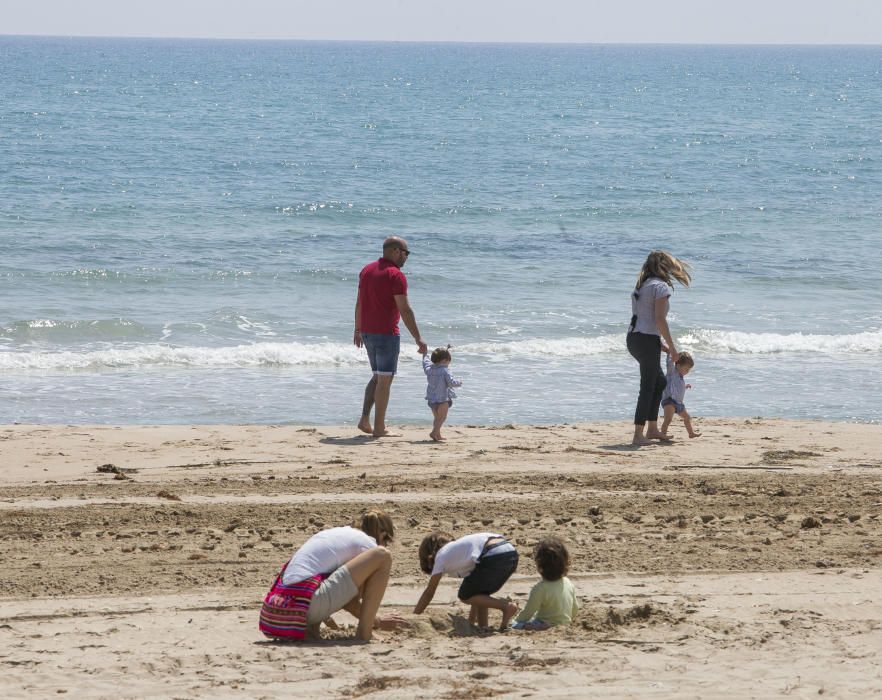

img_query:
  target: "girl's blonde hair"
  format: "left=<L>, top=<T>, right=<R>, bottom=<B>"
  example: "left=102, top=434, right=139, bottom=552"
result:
left=635, top=251, right=691, bottom=292
left=355, top=510, right=395, bottom=545
left=418, top=531, right=453, bottom=574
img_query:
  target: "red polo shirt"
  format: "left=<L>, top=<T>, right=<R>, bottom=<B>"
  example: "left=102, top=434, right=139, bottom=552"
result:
left=358, top=258, right=408, bottom=335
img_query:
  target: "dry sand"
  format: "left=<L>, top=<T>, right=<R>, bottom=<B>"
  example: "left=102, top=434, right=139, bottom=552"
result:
left=1, top=418, right=881, bottom=698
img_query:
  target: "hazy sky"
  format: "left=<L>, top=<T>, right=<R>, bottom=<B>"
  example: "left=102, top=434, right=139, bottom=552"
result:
left=3, top=0, right=882, bottom=44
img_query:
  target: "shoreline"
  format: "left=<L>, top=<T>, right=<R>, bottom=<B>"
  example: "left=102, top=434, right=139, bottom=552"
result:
left=2, top=419, right=881, bottom=697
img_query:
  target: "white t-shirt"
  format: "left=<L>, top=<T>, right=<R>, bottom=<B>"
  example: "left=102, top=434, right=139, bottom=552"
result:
left=432, top=532, right=502, bottom=578
left=630, top=277, right=671, bottom=335
left=282, top=526, right=377, bottom=585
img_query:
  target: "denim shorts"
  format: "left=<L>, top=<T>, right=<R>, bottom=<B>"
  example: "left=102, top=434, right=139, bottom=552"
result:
left=662, top=397, right=686, bottom=414
left=361, top=333, right=400, bottom=376
left=458, top=550, right=519, bottom=601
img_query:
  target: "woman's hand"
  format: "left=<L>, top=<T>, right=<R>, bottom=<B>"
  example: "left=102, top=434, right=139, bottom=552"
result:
left=374, top=613, right=411, bottom=631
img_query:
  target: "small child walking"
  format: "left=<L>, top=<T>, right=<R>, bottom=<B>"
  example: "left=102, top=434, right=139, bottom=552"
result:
left=422, top=345, right=462, bottom=441
left=512, top=536, right=579, bottom=630
left=414, top=531, right=519, bottom=631
left=660, top=350, right=700, bottom=438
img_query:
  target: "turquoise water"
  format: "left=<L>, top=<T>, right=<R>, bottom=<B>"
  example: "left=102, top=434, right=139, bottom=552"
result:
left=1, top=37, right=881, bottom=424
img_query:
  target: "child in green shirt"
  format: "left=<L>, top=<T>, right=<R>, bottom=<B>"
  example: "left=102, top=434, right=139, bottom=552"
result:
left=512, top=536, right=579, bottom=630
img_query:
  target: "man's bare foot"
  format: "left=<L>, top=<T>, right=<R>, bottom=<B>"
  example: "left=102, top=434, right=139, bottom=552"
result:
left=500, top=601, right=519, bottom=631
left=631, top=437, right=653, bottom=446
left=357, top=418, right=373, bottom=434
left=689, top=431, right=702, bottom=438
left=372, top=430, right=400, bottom=438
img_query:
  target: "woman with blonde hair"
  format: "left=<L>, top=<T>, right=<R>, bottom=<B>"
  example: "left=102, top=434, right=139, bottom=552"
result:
left=626, top=251, right=691, bottom=446
left=259, top=510, right=408, bottom=642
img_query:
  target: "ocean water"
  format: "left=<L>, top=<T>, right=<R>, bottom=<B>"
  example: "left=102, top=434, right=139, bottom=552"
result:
left=1, top=37, right=881, bottom=425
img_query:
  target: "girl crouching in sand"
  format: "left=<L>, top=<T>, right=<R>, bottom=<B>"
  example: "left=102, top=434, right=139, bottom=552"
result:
left=422, top=345, right=462, bottom=441
left=259, top=510, right=409, bottom=642
left=414, top=531, right=519, bottom=631
left=512, top=536, right=579, bottom=630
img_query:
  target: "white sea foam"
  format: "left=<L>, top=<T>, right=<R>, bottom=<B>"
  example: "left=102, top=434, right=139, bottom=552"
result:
left=1, top=329, right=880, bottom=372
left=462, top=330, right=882, bottom=357
left=456, top=329, right=882, bottom=358
left=680, top=329, right=882, bottom=355
left=0, top=342, right=366, bottom=371
left=457, top=336, right=623, bottom=358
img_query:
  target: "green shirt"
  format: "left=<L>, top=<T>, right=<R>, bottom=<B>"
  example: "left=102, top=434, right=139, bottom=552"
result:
left=515, top=576, right=579, bottom=626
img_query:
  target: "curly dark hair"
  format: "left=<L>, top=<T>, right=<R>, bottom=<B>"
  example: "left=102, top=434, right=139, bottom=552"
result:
left=430, top=347, right=452, bottom=364
left=533, top=536, right=570, bottom=581
left=418, top=531, right=453, bottom=574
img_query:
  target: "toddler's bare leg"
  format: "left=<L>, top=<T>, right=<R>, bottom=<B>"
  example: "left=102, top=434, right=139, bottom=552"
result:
left=429, top=404, right=439, bottom=440
left=431, top=402, right=449, bottom=441
left=682, top=410, right=700, bottom=437
left=660, top=404, right=675, bottom=435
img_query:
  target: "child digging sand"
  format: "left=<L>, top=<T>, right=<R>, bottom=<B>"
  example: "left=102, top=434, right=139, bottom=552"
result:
left=422, top=345, right=462, bottom=441
left=512, top=536, right=579, bottom=630
left=660, top=349, right=701, bottom=438
left=414, top=531, right=519, bottom=630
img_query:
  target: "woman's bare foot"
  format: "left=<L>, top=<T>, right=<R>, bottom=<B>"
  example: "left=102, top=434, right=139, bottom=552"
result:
left=500, top=601, right=519, bottom=631
left=646, top=430, right=673, bottom=441
left=357, top=418, right=373, bottom=434
left=429, top=432, right=445, bottom=442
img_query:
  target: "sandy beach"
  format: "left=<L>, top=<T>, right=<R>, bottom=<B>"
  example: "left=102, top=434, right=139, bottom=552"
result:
left=2, top=418, right=881, bottom=698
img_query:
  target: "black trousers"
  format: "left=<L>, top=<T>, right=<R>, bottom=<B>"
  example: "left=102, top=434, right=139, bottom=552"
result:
left=626, top=331, right=666, bottom=426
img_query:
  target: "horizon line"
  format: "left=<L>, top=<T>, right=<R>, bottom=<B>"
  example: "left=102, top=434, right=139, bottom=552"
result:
left=3, top=33, right=882, bottom=47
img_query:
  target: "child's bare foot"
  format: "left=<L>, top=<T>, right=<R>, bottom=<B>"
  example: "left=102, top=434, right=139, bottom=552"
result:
left=500, top=601, right=518, bottom=631
left=357, top=418, right=373, bottom=434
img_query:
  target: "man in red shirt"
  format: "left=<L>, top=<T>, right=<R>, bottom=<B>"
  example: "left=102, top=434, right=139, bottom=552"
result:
left=354, top=236, right=428, bottom=437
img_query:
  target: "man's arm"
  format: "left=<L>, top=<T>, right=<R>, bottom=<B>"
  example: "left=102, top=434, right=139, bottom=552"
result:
left=394, top=294, right=427, bottom=355
left=353, top=290, right=363, bottom=348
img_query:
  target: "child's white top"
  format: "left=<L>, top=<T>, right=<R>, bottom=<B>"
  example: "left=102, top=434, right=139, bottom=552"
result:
left=662, top=354, right=688, bottom=404
left=514, top=576, right=580, bottom=626
left=432, top=532, right=503, bottom=578
left=423, top=356, right=462, bottom=404
left=282, top=526, right=377, bottom=584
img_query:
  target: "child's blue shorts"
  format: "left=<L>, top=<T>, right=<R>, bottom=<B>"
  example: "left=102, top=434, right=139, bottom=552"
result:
left=662, top=397, right=686, bottom=414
